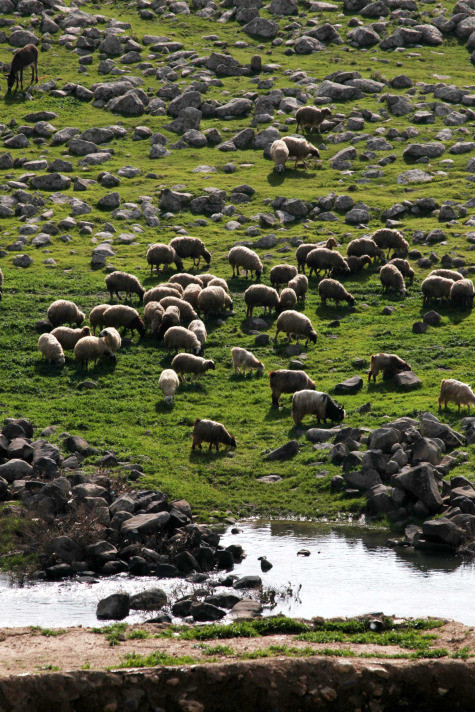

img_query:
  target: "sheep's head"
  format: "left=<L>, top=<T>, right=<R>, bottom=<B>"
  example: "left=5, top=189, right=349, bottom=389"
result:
left=326, top=398, right=345, bottom=423
left=164, top=395, right=174, bottom=405
left=137, top=286, right=145, bottom=304
left=308, top=330, right=318, bottom=345
left=346, top=294, right=355, bottom=306
left=274, top=163, right=285, bottom=174
left=203, top=249, right=211, bottom=265
left=205, top=360, right=216, bottom=371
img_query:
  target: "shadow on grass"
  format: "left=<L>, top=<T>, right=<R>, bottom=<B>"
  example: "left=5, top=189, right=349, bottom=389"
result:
left=417, top=303, right=473, bottom=324
left=267, top=169, right=320, bottom=186
left=189, top=448, right=233, bottom=461
left=264, top=405, right=290, bottom=422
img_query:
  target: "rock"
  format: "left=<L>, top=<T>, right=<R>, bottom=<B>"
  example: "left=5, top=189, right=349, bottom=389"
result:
left=393, top=371, right=422, bottom=390
left=190, top=602, right=226, bottom=622
left=295, top=36, right=325, bottom=54
left=413, top=321, right=428, bottom=334
left=230, top=599, right=263, bottom=618
left=98, top=192, right=121, bottom=210
left=422, top=518, right=465, bottom=547
left=130, top=588, right=167, bottom=611
left=233, top=575, right=262, bottom=590
left=63, top=435, right=96, bottom=456
left=8, top=29, right=38, bottom=47
left=108, top=91, right=145, bottom=117
left=345, top=208, right=370, bottom=225
left=420, top=419, right=464, bottom=448
left=393, top=463, right=443, bottom=513
left=317, top=80, right=361, bottom=101
left=96, top=593, right=130, bottom=620
left=334, top=376, right=363, bottom=395
left=215, top=98, right=252, bottom=119
left=121, top=512, right=171, bottom=536
left=12, top=254, right=33, bottom=268
left=411, top=437, right=442, bottom=466
left=242, top=18, right=279, bottom=39
left=423, top=310, right=441, bottom=326
left=265, top=440, right=299, bottom=461
left=29, top=174, right=71, bottom=191
left=0, top=459, right=33, bottom=482
left=344, top=470, right=382, bottom=491
left=347, top=26, right=381, bottom=47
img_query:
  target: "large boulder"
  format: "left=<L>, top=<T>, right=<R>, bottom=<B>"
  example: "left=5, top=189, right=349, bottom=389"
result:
left=242, top=18, right=279, bottom=39
left=8, top=30, right=39, bottom=47
left=121, top=511, right=171, bottom=536
left=403, top=143, right=446, bottom=160
left=422, top=518, right=465, bottom=547
left=294, top=36, right=325, bottom=54
left=108, top=91, right=145, bottom=117
left=215, top=98, right=253, bottom=119
left=130, top=588, right=167, bottom=611
left=96, top=593, right=130, bottom=620
left=392, top=464, right=443, bottom=513
left=29, top=173, right=71, bottom=191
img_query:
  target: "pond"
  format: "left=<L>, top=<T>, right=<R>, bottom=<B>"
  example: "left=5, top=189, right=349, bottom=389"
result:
left=0, top=521, right=473, bottom=628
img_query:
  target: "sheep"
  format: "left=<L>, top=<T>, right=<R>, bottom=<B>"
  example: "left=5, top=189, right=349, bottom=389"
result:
left=38, top=333, right=65, bottom=367
left=169, top=236, right=211, bottom=268
left=450, top=278, right=474, bottom=310
left=274, top=310, right=317, bottom=347
left=146, top=243, right=183, bottom=275
left=270, top=264, right=298, bottom=292
left=143, top=284, right=183, bottom=306
left=169, top=273, right=203, bottom=289
left=380, top=264, right=406, bottom=296
left=438, top=379, right=475, bottom=412
left=244, top=284, right=280, bottom=317
left=371, top=228, right=409, bottom=258
left=89, top=304, right=110, bottom=334
left=191, top=418, right=236, bottom=451
left=51, top=326, right=91, bottom=351
left=104, top=271, right=145, bottom=304
left=296, top=243, right=317, bottom=273
left=388, top=258, right=414, bottom=281
left=144, top=301, right=165, bottom=336
left=157, top=305, right=181, bottom=338
left=231, top=347, right=264, bottom=376
left=197, top=273, right=218, bottom=286
left=197, top=286, right=233, bottom=317
left=171, top=353, right=215, bottom=381
left=421, top=276, right=454, bottom=304
left=347, top=237, right=385, bottom=264
left=163, top=326, right=201, bottom=355
left=183, top=283, right=202, bottom=310
left=429, top=269, right=464, bottom=282
left=346, top=255, right=372, bottom=274
left=270, top=139, right=289, bottom=174
left=207, top=277, right=229, bottom=293
left=325, top=237, right=338, bottom=250
left=47, top=300, right=85, bottom=328
left=0, top=267, right=3, bottom=301
left=295, top=106, right=332, bottom=133
left=318, top=278, right=355, bottom=307
left=74, top=335, right=114, bottom=370
left=228, top=246, right=263, bottom=280
left=158, top=296, right=197, bottom=325
left=269, top=369, right=316, bottom=408
left=287, top=274, right=308, bottom=301
left=368, top=353, right=412, bottom=382
left=282, top=136, right=320, bottom=169
left=291, top=390, right=345, bottom=426
left=188, top=319, right=207, bottom=349
left=306, top=248, right=349, bottom=277
left=99, top=327, right=122, bottom=353
left=101, top=305, right=145, bottom=337
left=279, top=287, right=297, bottom=311
left=158, top=369, right=180, bottom=404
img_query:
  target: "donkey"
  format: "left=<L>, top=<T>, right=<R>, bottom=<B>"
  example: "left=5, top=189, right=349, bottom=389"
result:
left=5, top=44, right=38, bottom=93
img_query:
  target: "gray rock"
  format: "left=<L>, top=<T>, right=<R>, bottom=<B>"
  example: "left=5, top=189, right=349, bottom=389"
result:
left=13, top=254, right=33, bottom=268
left=233, top=575, right=262, bottom=590
left=8, top=29, right=38, bottom=47
left=347, top=26, right=381, bottom=47
left=393, top=463, right=442, bottom=513
left=265, top=440, right=299, bottom=461
left=422, top=518, right=465, bottom=547
left=64, top=435, right=95, bottom=456
left=96, top=593, right=130, bottom=620
left=403, top=143, right=446, bottom=160
left=0, top=458, right=33, bottom=482
left=121, top=512, right=171, bottom=536
left=130, top=588, right=167, bottom=611
left=334, top=376, right=363, bottom=394
left=397, top=170, right=433, bottom=185
left=393, top=371, right=422, bottom=390
left=30, top=173, right=71, bottom=191
left=295, top=36, right=325, bottom=54
left=191, top=602, right=226, bottom=622
left=108, top=91, right=145, bottom=117
left=242, top=18, right=279, bottom=39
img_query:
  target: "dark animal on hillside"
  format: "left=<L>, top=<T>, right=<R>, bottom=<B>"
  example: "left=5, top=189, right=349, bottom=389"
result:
left=5, top=44, right=38, bottom=93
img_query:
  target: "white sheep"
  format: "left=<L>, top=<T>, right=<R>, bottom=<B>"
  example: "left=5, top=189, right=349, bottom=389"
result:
left=143, top=284, right=183, bottom=306
left=38, top=333, right=65, bottom=366
left=372, top=228, right=409, bottom=258
left=450, top=279, right=474, bottom=310
left=101, top=305, right=145, bottom=336
left=244, top=284, right=279, bottom=317
left=318, top=279, right=355, bottom=306
left=89, top=304, right=110, bottom=334
left=274, top=310, right=317, bottom=347
left=47, top=300, right=85, bottom=328
left=421, top=276, right=454, bottom=304
left=282, top=136, right=320, bottom=169
left=380, top=264, right=406, bottom=296
left=228, top=246, right=263, bottom=280
left=163, top=326, right=201, bottom=355
left=183, top=283, right=202, bottom=310
left=287, top=274, right=308, bottom=301
left=99, top=327, right=121, bottom=352
left=279, top=287, right=297, bottom=311
left=306, top=248, right=349, bottom=277
left=158, top=296, right=197, bottom=325
left=169, top=273, right=203, bottom=289
left=74, top=335, right=114, bottom=369
left=144, top=301, right=165, bottom=336
left=207, top=277, right=229, bottom=293
left=188, top=319, right=207, bottom=349
left=270, top=264, right=297, bottom=292
left=295, top=106, right=331, bottom=133
left=270, top=139, right=289, bottom=174
left=169, top=236, right=211, bottom=268
left=51, top=326, right=91, bottom=350
left=231, top=347, right=264, bottom=376
left=146, top=243, right=183, bottom=275
left=105, top=271, right=145, bottom=303
left=429, top=269, right=463, bottom=281
left=438, top=379, right=475, bottom=412
left=171, top=353, right=215, bottom=381
left=291, top=390, right=345, bottom=426
left=197, top=286, right=233, bottom=316
left=158, top=369, right=180, bottom=404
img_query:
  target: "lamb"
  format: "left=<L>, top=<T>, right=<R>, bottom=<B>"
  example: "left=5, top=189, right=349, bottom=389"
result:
left=291, top=390, right=345, bottom=426
left=89, top=304, right=110, bottom=334
left=183, top=283, right=202, bottom=310
left=157, top=305, right=181, bottom=338
left=158, top=296, right=197, bottom=325
left=228, top=246, right=263, bottom=280
left=388, top=258, right=414, bottom=281
left=171, top=353, right=215, bottom=381
left=188, top=319, right=207, bottom=349
left=163, top=326, right=201, bottom=355
left=104, top=271, right=145, bottom=304
left=371, top=228, right=409, bottom=258
left=270, top=139, right=289, bottom=174
left=197, top=286, right=233, bottom=316
left=287, top=274, right=308, bottom=301
left=207, top=277, right=229, bottom=293
left=270, top=264, right=298, bottom=292
left=346, top=255, right=372, bottom=274
left=274, top=310, right=317, bottom=347
left=450, top=279, right=474, bottom=310
left=347, top=237, right=384, bottom=264
left=231, top=347, right=264, bottom=376
left=143, top=284, right=183, bottom=306
left=74, top=335, right=114, bottom=370
left=380, top=264, right=407, bottom=296
left=269, top=369, right=316, bottom=407
left=296, top=243, right=317, bottom=273
left=101, top=305, right=145, bottom=337
left=169, top=236, right=211, bottom=268
left=318, top=278, right=355, bottom=307
left=282, top=136, right=320, bottom=169
left=47, top=300, right=85, bottom=328
left=192, top=418, right=236, bottom=451
left=144, top=301, right=165, bottom=336
left=158, top=369, right=180, bottom=405
left=197, top=273, right=218, bottom=286
left=325, top=237, right=338, bottom=250
left=51, top=326, right=91, bottom=350
left=99, top=327, right=122, bottom=352
left=169, top=273, right=203, bottom=289
left=244, top=284, right=280, bottom=317
left=438, top=379, right=475, bottom=412
left=429, top=269, right=464, bottom=281
left=368, top=353, right=412, bottom=382
left=306, top=248, right=349, bottom=277
left=295, top=106, right=332, bottom=133
left=146, top=243, right=183, bottom=275
left=279, top=287, right=297, bottom=311
left=421, top=276, right=454, bottom=304
left=38, top=334, right=65, bottom=367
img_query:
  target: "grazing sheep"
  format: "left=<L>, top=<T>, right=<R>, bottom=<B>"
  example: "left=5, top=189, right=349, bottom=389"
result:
left=274, top=310, right=317, bottom=347
left=244, top=284, right=279, bottom=317
left=146, top=243, right=183, bottom=275
left=372, top=228, right=409, bottom=258
left=450, top=279, right=474, bottom=310
left=51, top=326, right=91, bottom=351
left=169, top=236, right=211, bottom=268
left=368, top=353, right=412, bottom=382
left=164, top=326, right=201, bottom=355
left=282, top=136, right=320, bottom=169
left=158, top=296, right=197, bottom=325
left=380, top=264, right=406, bottom=296
left=192, top=418, right=236, bottom=451
left=421, top=275, right=454, bottom=304
left=169, top=273, right=203, bottom=289
left=347, top=237, right=384, bottom=264
left=207, top=277, right=229, bottom=293
left=429, top=269, right=464, bottom=281
left=183, top=283, right=202, bottom=310
left=159, top=369, right=180, bottom=405
left=0, top=267, right=3, bottom=301
left=101, top=305, right=145, bottom=337
left=197, top=273, right=218, bottom=286
left=318, top=278, right=355, bottom=307
left=295, top=106, right=332, bottom=133
left=99, top=327, right=121, bottom=353
left=144, top=301, right=165, bottom=336
left=157, top=305, right=181, bottom=338
left=74, top=335, right=114, bottom=370
left=47, top=300, right=85, bottom=328
left=270, top=264, right=298, bottom=292
left=38, top=333, right=65, bottom=366
left=89, top=304, right=110, bottom=334
left=143, top=284, right=183, bottom=306
left=306, top=247, right=349, bottom=277
left=197, top=286, right=233, bottom=316
left=279, top=287, right=297, bottom=311
left=105, top=271, right=145, bottom=304
left=171, top=353, right=215, bottom=381
left=438, top=379, right=475, bottom=412
left=291, top=390, right=345, bottom=426
left=388, top=258, right=414, bottom=281
left=270, top=139, right=289, bottom=174
left=228, top=246, right=263, bottom=280
left=269, top=369, right=316, bottom=407
left=296, top=243, right=317, bottom=273
left=346, top=255, right=372, bottom=274
left=231, top=347, right=264, bottom=376
left=188, top=319, right=207, bottom=349
left=287, top=274, right=308, bottom=301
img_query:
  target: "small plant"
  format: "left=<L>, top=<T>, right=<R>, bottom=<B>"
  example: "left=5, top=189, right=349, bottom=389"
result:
left=198, top=644, right=234, bottom=656
left=119, top=650, right=197, bottom=668
left=30, top=627, right=67, bottom=637
left=127, top=629, right=151, bottom=641
left=92, top=623, right=128, bottom=646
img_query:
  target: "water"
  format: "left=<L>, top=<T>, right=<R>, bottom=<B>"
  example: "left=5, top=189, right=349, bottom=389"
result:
left=0, top=521, right=473, bottom=628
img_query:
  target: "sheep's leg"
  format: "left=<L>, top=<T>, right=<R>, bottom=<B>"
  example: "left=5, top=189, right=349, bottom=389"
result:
left=274, top=328, right=280, bottom=344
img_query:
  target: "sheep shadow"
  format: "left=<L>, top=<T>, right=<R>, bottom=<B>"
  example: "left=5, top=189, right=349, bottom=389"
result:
left=3, top=87, right=34, bottom=103
left=70, top=356, right=118, bottom=378
left=418, top=303, right=473, bottom=324
left=229, top=371, right=264, bottom=382
left=155, top=400, right=175, bottom=414
left=189, top=448, right=233, bottom=462
left=267, top=168, right=320, bottom=186
left=263, top=404, right=291, bottom=422
left=33, top=361, right=65, bottom=377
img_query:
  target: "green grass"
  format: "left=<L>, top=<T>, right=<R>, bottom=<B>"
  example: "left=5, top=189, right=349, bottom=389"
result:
left=92, top=622, right=128, bottom=646
left=119, top=650, right=197, bottom=668
left=158, top=616, right=312, bottom=640
left=30, top=627, right=67, bottom=637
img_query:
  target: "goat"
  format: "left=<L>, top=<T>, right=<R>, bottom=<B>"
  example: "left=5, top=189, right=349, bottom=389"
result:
left=5, top=44, right=38, bottom=93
